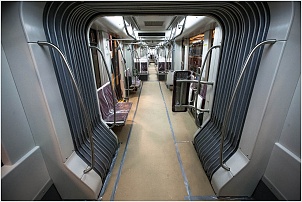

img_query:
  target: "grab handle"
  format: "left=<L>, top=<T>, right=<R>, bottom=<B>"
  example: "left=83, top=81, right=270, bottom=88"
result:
left=194, top=45, right=221, bottom=126
left=219, top=39, right=277, bottom=171
left=89, top=46, right=116, bottom=129
left=37, top=41, right=95, bottom=174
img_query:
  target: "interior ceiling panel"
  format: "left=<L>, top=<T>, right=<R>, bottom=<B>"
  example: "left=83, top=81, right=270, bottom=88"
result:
left=144, top=21, right=164, bottom=26
left=133, top=15, right=176, bottom=30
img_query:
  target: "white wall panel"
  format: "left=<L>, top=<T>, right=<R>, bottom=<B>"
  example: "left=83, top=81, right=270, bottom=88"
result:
left=204, top=24, right=222, bottom=122
left=20, top=1, right=75, bottom=162
left=261, top=3, right=301, bottom=199
left=2, top=2, right=103, bottom=199
left=1, top=147, right=50, bottom=200
left=173, top=41, right=182, bottom=70
left=277, top=61, right=301, bottom=158
left=263, top=75, right=300, bottom=200
left=1, top=46, right=35, bottom=165
left=263, top=143, right=301, bottom=200
left=1, top=3, right=52, bottom=200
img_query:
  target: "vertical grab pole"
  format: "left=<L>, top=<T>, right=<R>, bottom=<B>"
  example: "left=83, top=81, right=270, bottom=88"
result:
left=37, top=41, right=95, bottom=174
left=219, top=39, right=276, bottom=171
left=117, top=41, right=130, bottom=100
left=194, top=45, right=221, bottom=126
left=89, top=46, right=116, bottom=129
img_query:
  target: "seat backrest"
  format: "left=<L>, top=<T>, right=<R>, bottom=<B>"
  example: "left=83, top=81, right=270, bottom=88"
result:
left=158, top=62, right=165, bottom=72
left=102, top=82, right=116, bottom=110
left=97, top=87, right=111, bottom=118
left=141, top=62, right=148, bottom=71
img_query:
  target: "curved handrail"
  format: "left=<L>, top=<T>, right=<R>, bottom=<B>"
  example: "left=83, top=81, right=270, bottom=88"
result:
left=122, top=17, right=136, bottom=40
left=89, top=46, right=116, bottom=129
left=171, top=16, right=187, bottom=41
left=194, top=45, right=221, bottom=127
left=166, top=46, right=173, bottom=72
left=219, top=39, right=277, bottom=171
left=37, top=41, right=95, bottom=174
left=174, top=80, right=213, bottom=111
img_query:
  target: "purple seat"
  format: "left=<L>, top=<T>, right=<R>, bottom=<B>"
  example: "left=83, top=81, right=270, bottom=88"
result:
left=125, top=69, right=141, bottom=89
left=103, top=112, right=129, bottom=124
left=158, top=62, right=165, bottom=72
left=134, top=62, right=140, bottom=70
left=141, top=62, right=148, bottom=72
left=101, top=82, right=132, bottom=112
left=132, top=78, right=141, bottom=88
left=97, top=82, right=132, bottom=126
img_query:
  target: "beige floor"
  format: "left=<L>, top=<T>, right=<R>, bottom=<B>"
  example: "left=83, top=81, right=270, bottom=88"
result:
left=102, top=63, right=214, bottom=201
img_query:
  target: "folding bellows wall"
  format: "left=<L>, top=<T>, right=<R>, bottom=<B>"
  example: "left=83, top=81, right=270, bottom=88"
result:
left=43, top=1, right=269, bottom=181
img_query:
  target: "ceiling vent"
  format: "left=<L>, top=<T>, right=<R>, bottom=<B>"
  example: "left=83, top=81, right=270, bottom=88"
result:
left=138, top=32, right=166, bottom=37
left=144, top=21, right=164, bottom=26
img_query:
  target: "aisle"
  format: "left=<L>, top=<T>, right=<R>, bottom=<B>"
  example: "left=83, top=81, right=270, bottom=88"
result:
left=102, top=63, right=214, bottom=200
left=148, top=62, right=158, bottom=81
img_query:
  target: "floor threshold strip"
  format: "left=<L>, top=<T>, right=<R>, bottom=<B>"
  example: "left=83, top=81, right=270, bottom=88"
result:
left=184, top=195, right=218, bottom=201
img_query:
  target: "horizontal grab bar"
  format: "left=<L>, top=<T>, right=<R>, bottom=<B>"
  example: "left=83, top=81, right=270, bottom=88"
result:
left=176, top=79, right=214, bottom=85
left=175, top=105, right=210, bottom=112
left=194, top=45, right=221, bottom=126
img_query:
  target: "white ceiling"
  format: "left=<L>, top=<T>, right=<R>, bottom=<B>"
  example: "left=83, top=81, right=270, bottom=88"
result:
left=90, top=15, right=217, bottom=47
left=132, top=15, right=176, bottom=31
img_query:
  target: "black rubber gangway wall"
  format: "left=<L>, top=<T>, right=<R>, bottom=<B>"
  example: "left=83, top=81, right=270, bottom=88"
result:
left=43, top=2, right=269, bottom=180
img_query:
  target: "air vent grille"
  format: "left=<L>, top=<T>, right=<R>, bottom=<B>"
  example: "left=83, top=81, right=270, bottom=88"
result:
left=144, top=21, right=164, bottom=26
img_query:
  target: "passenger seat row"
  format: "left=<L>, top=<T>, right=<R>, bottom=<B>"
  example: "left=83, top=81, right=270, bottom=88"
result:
left=97, top=82, right=132, bottom=126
